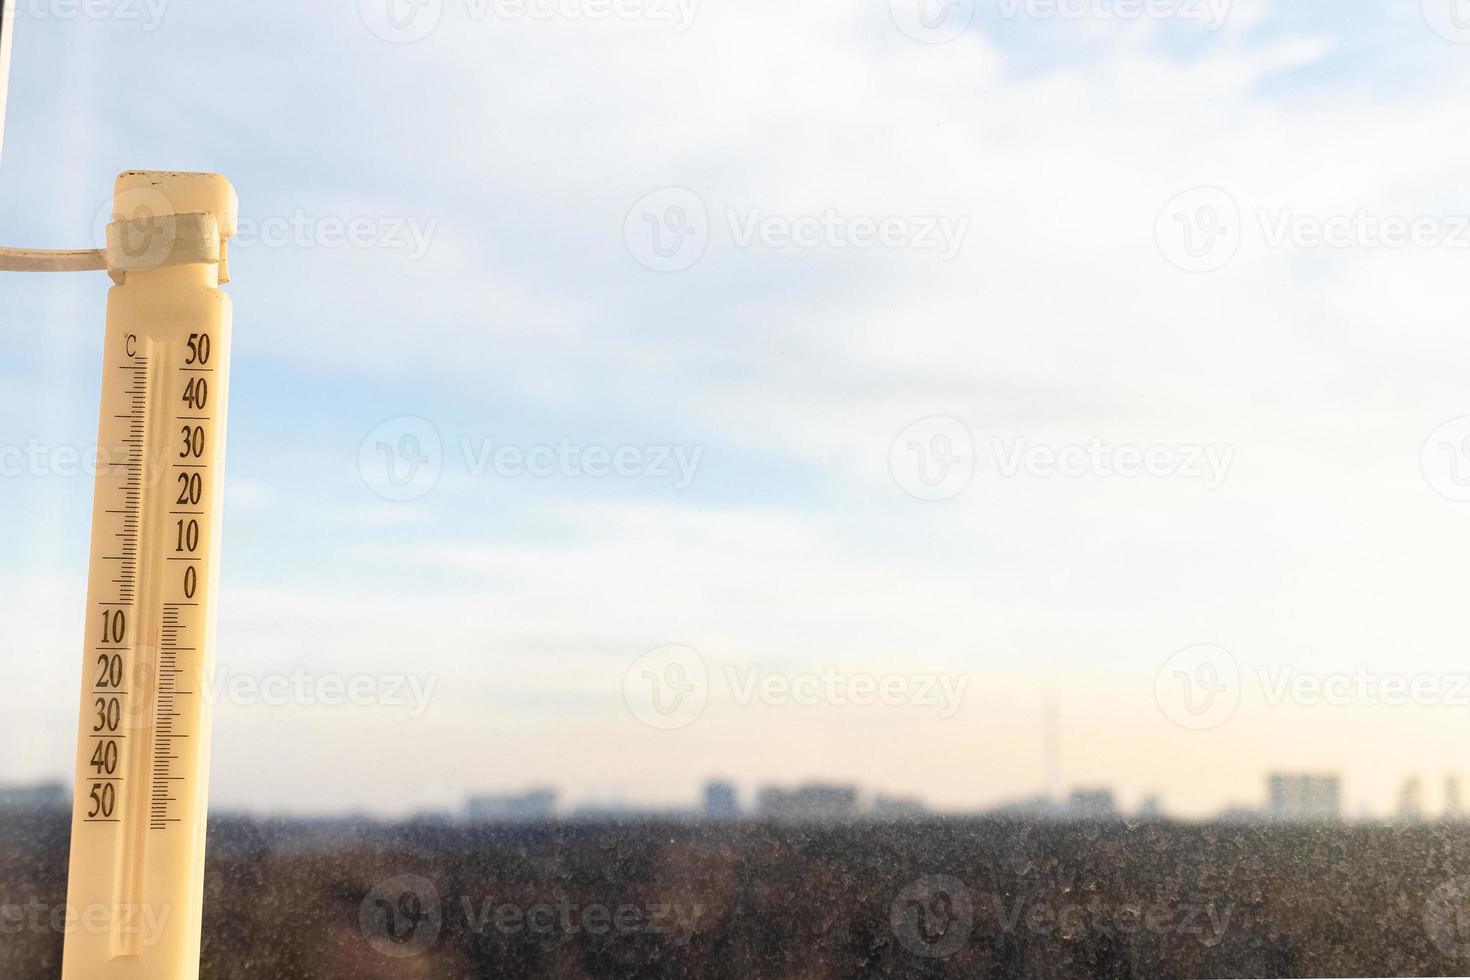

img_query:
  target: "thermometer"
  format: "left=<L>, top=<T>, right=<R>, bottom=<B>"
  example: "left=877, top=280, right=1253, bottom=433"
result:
left=59, top=171, right=237, bottom=980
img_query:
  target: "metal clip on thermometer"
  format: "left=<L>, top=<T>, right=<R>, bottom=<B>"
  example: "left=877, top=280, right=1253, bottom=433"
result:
left=2, top=170, right=238, bottom=980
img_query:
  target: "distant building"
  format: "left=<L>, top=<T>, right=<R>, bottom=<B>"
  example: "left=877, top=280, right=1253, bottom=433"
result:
left=466, top=788, right=557, bottom=823
left=869, top=794, right=926, bottom=820
left=757, top=783, right=859, bottom=822
left=1137, top=795, right=1164, bottom=821
left=703, top=781, right=740, bottom=820
left=1268, top=774, right=1341, bottom=822
left=409, top=810, right=455, bottom=826
left=1397, top=777, right=1424, bottom=824
left=0, top=782, right=67, bottom=811
left=1067, top=789, right=1118, bottom=820
left=988, top=795, right=1062, bottom=820
left=1447, top=776, right=1463, bottom=822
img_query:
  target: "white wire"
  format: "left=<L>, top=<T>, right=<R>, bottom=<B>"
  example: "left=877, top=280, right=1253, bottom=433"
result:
left=0, top=246, right=108, bottom=273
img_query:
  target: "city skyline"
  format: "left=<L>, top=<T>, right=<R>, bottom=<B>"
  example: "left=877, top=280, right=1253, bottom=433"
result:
left=9, top=768, right=1470, bottom=826
left=6, top=2, right=1470, bottom=819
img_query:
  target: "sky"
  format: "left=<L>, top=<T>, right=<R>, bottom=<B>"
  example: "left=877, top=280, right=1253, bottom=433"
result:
left=3, top=0, right=1470, bottom=820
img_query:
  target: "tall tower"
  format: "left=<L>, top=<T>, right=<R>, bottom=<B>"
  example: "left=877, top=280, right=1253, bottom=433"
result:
left=1446, top=775, right=1463, bottom=822
left=1042, top=679, right=1060, bottom=802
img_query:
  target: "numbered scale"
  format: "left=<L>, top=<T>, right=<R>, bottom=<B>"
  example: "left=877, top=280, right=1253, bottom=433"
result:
left=62, top=172, right=236, bottom=980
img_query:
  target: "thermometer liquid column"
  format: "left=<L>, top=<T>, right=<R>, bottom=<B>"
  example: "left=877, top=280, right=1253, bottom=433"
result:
left=62, top=172, right=236, bottom=980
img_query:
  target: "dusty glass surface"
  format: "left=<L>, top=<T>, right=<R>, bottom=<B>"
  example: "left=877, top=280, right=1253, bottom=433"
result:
left=4, top=2, right=1470, bottom=978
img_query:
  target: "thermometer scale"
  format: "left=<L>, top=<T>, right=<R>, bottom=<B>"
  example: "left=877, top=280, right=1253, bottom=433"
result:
left=59, top=171, right=237, bottom=980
